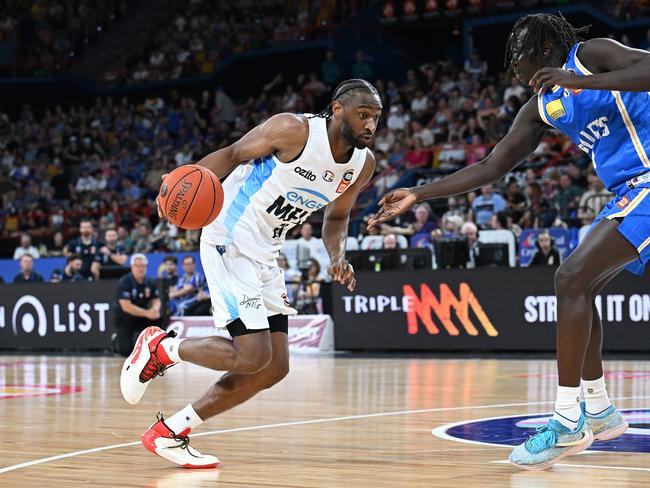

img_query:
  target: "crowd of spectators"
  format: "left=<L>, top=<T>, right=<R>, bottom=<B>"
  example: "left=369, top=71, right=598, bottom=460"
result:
left=2, top=28, right=649, bottom=289
left=102, top=0, right=366, bottom=84
left=1, top=0, right=129, bottom=77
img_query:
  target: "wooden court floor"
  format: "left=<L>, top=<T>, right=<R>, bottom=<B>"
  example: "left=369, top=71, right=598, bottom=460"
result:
left=0, top=355, right=649, bottom=487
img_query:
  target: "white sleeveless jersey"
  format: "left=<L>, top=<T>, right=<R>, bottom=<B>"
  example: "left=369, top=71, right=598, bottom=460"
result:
left=201, top=115, right=368, bottom=265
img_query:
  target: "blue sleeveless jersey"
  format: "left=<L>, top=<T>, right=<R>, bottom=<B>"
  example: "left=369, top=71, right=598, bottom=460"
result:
left=538, top=43, right=650, bottom=195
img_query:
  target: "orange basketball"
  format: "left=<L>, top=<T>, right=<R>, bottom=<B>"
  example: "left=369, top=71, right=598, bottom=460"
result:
left=158, top=165, right=223, bottom=230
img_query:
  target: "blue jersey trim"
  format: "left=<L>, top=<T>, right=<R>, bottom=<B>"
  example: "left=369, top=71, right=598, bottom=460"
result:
left=223, top=155, right=276, bottom=238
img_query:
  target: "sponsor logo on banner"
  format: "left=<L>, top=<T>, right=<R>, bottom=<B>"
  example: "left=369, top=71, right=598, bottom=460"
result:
left=0, top=282, right=116, bottom=350
left=0, top=294, right=110, bottom=337
left=333, top=268, right=650, bottom=351
left=341, top=282, right=498, bottom=337
left=524, top=293, right=650, bottom=323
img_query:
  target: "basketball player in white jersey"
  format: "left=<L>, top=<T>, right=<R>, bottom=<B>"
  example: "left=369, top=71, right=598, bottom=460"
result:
left=120, top=79, right=382, bottom=468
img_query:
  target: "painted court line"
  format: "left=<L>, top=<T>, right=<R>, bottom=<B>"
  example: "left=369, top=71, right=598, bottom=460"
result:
left=1, top=395, right=648, bottom=475
left=491, top=460, right=650, bottom=472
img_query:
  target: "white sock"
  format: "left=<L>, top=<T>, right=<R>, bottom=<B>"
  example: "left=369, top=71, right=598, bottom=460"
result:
left=165, top=404, right=203, bottom=434
left=582, top=376, right=611, bottom=416
left=552, top=385, right=582, bottom=430
left=160, top=337, right=184, bottom=363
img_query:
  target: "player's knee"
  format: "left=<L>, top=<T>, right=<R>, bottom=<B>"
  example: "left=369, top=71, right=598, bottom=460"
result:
left=260, top=358, right=289, bottom=390
left=235, top=340, right=272, bottom=373
left=554, top=262, right=587, bottom=295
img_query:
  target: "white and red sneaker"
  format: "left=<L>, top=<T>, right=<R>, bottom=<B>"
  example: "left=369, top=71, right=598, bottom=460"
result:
left=142, top=413, right=220, bottom=469
left=120, top=326, right=177, bottom=405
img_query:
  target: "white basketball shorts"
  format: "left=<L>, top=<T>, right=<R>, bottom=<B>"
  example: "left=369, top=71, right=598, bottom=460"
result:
left=200, top=240, right=297, bottom=330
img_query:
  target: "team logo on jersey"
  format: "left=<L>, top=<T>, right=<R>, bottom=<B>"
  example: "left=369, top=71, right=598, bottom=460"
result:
left=545, top=99, right=566, bottom=121
left=294, top=167, right=316, bottom=181
left=281, top=292, right=291, bottom=307
left=323, top=170, right=335, bottom=182
left=617, top=196, right=631, bottom=209
left=336, top=169, right=355, bottom=193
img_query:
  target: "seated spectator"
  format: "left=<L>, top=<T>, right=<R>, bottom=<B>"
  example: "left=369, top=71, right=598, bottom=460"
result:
left=472, top=184, right=507, bottom=229
left=578, top=174, right=611, bottom=223
left=61, top=254, right=85, bottom=282
left=133, top=221, right=154, bottom=254
left=117, top=226, right=135, bottom=254
left=169, top=255, right=210, bottom=316
left=521, top=181, right=556, bottom=228
left=295, top=258, right=323, bottom=314
left=99, top=229, right=128, bottom=267
left=553, top=173, right=583, bottom=221
left=151, top=220, right=179, bottom=251
left=47, top=231, right=66, bottom=257
left=382, top=233, right=401, bottom=249
left=505, top=179, right=527, bottom=222
left=160, top=255, right=179, bottom=281
left=295, top=222, right=322, bottom=268
left=111, top=254, right=162, bottom=357
left=13, top=254, right=44, bottom=283
left=13, top=233, right=40, bottom=259
left=404, top=137, right=431, bottom=169
left=64, top=219, right=102, bottom=280
left=278, top=252, right=300, bottom=305
left=529, top=231, right=561, bottom=267
left=382, top=203, right=437, bottom=248
left=460, top=222, right=480, bottom=268
left=432, top=214, right=464, bottom=241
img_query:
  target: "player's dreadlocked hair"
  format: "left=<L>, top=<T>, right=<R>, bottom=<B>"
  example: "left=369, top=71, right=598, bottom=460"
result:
left=505, top=13, right=589, bottom=70
left=311, top=78, right=381, bottom=119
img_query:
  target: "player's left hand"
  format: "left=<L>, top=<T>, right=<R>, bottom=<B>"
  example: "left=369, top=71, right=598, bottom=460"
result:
left=328, top=259, right=356, bottom=292
left=529, top=67, right=584, bottom=94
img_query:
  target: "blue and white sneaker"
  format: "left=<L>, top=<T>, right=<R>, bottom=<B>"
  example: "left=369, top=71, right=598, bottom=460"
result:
left=582, top=403, right=628, bottom=441
left=509, top=415, right=593, bottom=470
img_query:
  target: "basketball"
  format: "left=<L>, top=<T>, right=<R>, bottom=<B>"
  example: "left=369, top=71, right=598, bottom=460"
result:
left=158, top=164, right=223, bottom=230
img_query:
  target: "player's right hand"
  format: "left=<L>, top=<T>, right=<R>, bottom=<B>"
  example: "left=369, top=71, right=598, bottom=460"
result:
left=366, top=188, right=418, bottom=229
left=156, top=173, right=169, bottom=219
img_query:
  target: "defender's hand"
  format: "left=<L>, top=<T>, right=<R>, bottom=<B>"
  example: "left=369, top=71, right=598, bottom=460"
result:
left=367, top=188, right=418, bottom=228
left=529, top=67, right=584, bottom=94
left=328, top=260, right=356, bottom=292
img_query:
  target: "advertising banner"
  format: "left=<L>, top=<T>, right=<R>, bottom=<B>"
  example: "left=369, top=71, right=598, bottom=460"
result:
left=332, top=268, right=650, bottom=352
left=0, top=281, right=116, bottom=350
left=166, top=315, right=334, bottom=353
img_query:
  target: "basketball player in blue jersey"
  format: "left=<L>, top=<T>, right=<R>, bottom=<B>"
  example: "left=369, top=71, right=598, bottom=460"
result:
left=369, top=14, right=649, bottom=470
left=120, top=79, right=382, bottom=468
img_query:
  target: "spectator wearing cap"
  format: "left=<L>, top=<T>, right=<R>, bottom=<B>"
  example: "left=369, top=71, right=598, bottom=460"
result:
left=112, top=254, right=162, bottom=356
left=13, top=233, right=40, bottom=259
left=13, top=254, right=44, bottom=283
